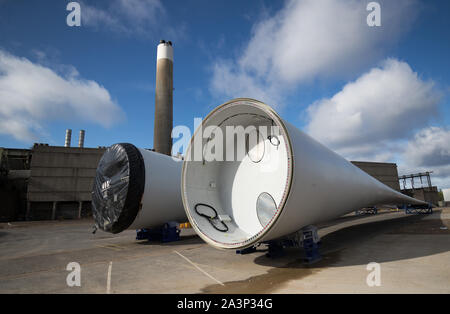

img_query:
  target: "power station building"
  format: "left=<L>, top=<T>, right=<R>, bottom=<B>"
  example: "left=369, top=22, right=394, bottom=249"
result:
left=0, top=147, right=32, bottom=221
left=26, top=143, right=106, bottom=220
left=351, top=161, right=401, bottom=191
left=0, top=130, right=107, bottom=222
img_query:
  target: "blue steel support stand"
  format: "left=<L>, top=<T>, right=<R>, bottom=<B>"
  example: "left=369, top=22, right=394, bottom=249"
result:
left=403, top=203, right=433, bottom=215
left=136, top=222, right=180, bottom=243
left=266, top=241, right=285, bottom=258
left=299, top=226, right=321, bottom=264
left=236, top=225, right=322, bottom=263
left=236, top=246, right=257, bottom=255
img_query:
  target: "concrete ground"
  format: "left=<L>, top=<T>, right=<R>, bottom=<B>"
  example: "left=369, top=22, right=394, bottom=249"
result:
left=0, top=208, right=449, bottom=294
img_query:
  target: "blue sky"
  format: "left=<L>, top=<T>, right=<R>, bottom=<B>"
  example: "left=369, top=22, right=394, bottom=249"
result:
left=0, top=0, right=449, bottom=187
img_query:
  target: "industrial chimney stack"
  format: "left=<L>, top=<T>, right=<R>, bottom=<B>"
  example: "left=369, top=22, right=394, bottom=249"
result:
left=65, top=129, right=72, bottom=147
left=78, top=130, right=85, bottom=148
left=153, top=40, right=174, bottom=156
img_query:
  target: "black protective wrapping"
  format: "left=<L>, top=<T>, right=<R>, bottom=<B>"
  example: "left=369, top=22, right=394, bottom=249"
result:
left=92, top=143, right=145, bottom=233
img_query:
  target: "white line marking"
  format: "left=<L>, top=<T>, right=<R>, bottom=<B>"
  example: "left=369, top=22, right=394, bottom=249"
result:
left=91, top=235, right=129, bottom=242
left=173, top=250, right=224, bottom=286
left=106, top=261, right=112, bottom=294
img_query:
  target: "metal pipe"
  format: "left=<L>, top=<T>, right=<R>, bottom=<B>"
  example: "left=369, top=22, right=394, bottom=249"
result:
left=78, top=130, right=85, bottom=148
left=65, top=129, right=72, bottom=147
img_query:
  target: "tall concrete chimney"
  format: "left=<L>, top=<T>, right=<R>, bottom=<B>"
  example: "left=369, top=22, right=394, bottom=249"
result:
left=78, top=130, right=85, bottom=148
left=153, top=40, right=173, bottom=156
left=65, top=129, right=72, bottom=147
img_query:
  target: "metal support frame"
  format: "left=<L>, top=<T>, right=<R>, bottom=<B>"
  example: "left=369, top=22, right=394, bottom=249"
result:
left=403, top=203, right=433, bottom=215
left=355, top=206, right=378, bottom=216
left=399, top=171, right=433, bottom=190
left=262, top=225, right=322, bottom=263
left=299, top=226, right=321, bottom=263
left=236, top=246, right=257, bottom=255
left=136, top=222, right=180, bottom=243
left=266, top=241, right=285, bottom=258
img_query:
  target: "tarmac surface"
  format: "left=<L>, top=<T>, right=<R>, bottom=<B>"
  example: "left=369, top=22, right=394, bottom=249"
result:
left=0, top=208, right=449, bottom=294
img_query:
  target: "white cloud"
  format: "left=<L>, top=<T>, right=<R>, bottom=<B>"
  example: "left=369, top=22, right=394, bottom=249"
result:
left=400, top=127, right=450, bottom=188
left=306, top=59, right=441, bottom=160
left=0, top=50, right=123, bottom=142
left=304, top=58, right=449, bottom=188
left=404, top=127, right=450, bottom=169
left=81, top=0, right=182, bottom=39
left=210, top=61, right=281, bottom=107
left=210, top=0, right=418, bottom=104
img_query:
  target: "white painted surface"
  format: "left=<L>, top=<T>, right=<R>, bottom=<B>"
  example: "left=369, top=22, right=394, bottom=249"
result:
left=128, top=150, right=185, bottom=229
left=157, top=43, right=173, bottom=61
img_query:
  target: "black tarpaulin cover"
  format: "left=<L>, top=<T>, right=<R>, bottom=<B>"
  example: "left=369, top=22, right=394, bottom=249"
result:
left=92, top=143, right=145, bottom=233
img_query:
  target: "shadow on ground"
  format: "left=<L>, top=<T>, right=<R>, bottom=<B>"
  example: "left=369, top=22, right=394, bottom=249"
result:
left=136, top=234, right=204, bottom=246
left=202, top=213, right=450, bottom=293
